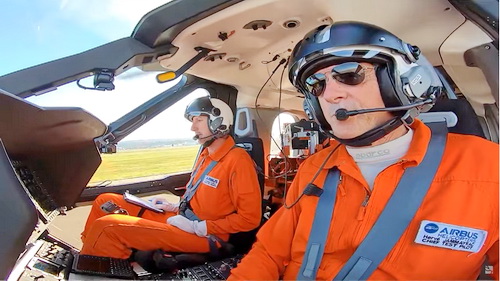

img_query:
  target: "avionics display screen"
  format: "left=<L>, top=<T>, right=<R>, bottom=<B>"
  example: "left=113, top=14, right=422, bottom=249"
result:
left=31, top=259, right=61, bottom=276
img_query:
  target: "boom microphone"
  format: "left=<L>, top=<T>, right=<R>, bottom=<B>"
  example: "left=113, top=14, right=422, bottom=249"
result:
left=335, top=99, right=433, bottom=121
left=193, top=133, right=216, bottom=141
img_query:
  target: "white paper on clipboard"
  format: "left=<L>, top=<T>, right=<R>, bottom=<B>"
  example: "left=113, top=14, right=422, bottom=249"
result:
left=123, top=192, right=164, bottom=213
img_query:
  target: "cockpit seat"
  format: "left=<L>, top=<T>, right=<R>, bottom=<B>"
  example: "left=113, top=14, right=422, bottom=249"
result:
left=234, top=136, right=265, bottom=194
left=133, top=136, right=267, bottom=274
left=419, top=98, right=486, bottom=138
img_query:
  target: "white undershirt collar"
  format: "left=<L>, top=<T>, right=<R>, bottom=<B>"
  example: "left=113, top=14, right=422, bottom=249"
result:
left=346, top=129, right=414, bottom=164
left=345, top=129, right=414, bottom=189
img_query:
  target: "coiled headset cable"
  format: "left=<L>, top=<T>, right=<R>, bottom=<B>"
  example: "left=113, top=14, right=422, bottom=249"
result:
left=283, top=143, right=341, bottom=209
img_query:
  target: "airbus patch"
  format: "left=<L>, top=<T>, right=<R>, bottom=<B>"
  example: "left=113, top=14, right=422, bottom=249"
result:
left=202, top=175, right=219, bottom=188
left=415, top=220, right=487, bottom=253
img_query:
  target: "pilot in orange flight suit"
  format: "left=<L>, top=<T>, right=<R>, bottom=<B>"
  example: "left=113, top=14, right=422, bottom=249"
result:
left=80, top=97, right=261, bottom=259
left=229, top=22, right=499, bottom=280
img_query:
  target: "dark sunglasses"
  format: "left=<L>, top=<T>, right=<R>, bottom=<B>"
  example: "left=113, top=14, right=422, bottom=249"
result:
left=304, top=62, right=375, bottom=97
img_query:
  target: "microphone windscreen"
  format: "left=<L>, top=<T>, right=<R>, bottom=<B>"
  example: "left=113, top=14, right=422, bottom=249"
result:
left=193, top=135, right=199, bottom=140
left=335, top=109, right=349, bottom=121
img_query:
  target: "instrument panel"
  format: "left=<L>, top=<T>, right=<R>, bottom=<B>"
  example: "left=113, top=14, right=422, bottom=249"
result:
left=13, top=236, right=75, bottom=281
left=11, top=160, right=61, bottom=223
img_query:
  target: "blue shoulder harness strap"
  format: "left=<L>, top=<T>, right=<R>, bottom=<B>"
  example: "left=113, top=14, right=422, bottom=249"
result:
left=297, top=167, right=340, bottom=280
left=182, top=145, right=241, bottom=204
left=179, top=160, right=218, bottom=221
left=180, top=145, right=240, bottom=221
left=182, top=160, right=218, bottom=203
left=297, top=122, right=448, bottom=280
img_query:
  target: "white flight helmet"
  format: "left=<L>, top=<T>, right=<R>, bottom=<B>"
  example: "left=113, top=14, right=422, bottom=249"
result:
left=184, top=96, right=233, bottom=137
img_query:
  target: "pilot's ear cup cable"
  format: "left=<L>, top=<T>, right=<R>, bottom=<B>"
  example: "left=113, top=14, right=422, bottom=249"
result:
left=283, top=143, right=341, bottom=209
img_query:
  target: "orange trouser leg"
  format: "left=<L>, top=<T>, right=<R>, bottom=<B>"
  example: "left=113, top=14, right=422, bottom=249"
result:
left=79, top=214, right=211, bottom=259
left=81, top=193, right=170, bottom=242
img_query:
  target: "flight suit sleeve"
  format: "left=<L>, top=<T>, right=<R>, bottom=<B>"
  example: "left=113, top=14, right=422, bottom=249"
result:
left=228, top=165, right=305, bottom=280
left=206, top=156, right=262, bottom=234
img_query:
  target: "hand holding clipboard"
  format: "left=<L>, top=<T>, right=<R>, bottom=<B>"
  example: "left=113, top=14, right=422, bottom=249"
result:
left=123, top=192, right=164, bottom=213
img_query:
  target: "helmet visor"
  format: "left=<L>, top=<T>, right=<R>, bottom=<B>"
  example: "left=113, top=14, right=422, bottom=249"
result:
left=292, top=46, right=397, bottom=89
left=184, top=96, right=213, bottom=121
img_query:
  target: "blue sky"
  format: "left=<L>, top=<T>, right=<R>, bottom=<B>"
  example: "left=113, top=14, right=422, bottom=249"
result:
left=0, top=0, right=145, bottom=75
left=0, top=0, right=207, bottom=141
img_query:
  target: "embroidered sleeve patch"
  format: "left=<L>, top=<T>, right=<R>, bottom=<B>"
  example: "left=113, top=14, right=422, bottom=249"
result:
left=415, top=220, right=488, bottom=253
left=202, top=175, right=219, bottom=188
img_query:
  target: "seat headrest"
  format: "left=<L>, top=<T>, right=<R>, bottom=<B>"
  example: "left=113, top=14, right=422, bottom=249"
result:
left=425, top=99, right=485, bottom=138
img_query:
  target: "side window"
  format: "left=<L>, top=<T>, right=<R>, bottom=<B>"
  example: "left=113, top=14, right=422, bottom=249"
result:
left=269, top=113, right=297, bottom=157
left=89, top=90, right=208, bottom=184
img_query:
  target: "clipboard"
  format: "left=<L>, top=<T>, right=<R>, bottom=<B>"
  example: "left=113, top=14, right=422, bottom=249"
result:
left=123, top=192, right=164, bottom=213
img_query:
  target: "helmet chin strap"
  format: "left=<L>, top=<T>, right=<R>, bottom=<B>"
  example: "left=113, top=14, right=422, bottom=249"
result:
left=330, top=116, right=403, bottom=147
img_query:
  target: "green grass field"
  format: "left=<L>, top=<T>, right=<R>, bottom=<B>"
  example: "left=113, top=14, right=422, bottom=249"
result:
left=89, top=145, right=199, bottom=183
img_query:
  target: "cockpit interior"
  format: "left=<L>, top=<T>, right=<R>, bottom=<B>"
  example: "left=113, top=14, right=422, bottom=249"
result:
left=0, top=0, right=497, bottom=280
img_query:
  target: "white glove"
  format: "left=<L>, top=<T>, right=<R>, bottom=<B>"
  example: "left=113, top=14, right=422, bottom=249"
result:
left=167, top=215, right=207, bottom=237
left=149, top=197, right=179, bottom=212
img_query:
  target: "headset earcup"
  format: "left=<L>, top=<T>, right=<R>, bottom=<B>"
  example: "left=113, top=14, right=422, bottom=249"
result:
left=375, top=64, right=408, bottom=116
left=375, top=64, right=400, bottom=107
left=304, top=96, right=332, bottom=132
left=399, top=65, right=433, bottom=99
left=210, top=117, right=223, bottom=132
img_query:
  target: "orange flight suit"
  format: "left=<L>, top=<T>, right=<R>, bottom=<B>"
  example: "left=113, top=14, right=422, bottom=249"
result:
left=80, top=136, right=262, bottom=258
left=229, top=120, right=499, bottom=280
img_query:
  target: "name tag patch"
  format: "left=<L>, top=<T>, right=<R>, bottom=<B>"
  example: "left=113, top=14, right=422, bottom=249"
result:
left=202, top=175, right=219, bottom=188
left=415, top=220, right=487, bottom=253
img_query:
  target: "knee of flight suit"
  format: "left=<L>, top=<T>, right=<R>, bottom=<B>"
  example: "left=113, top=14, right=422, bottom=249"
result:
left=81, top=215, right=134, bottom=258
left=90, top=213, right=130, bottom=230
left=94, top=193, right=123, bottom=205
left=84, top=214, right=132, bottom=242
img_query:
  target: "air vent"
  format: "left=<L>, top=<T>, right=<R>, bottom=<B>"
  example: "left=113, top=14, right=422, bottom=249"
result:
left=283, top=19, right=300, bottom=29
left=243, top=20, right=272, bottom=30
